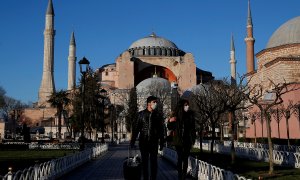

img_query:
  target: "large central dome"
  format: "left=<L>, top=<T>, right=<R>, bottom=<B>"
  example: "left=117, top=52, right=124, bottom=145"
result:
left=267, top=16, right=300, bottom=48
left=128, top=33, right=185, bottom=57
left=129, top=32, right=178, bottom=49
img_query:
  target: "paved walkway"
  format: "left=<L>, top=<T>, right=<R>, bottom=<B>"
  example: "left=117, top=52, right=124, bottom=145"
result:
left=59, top=142, right=178, bottom=180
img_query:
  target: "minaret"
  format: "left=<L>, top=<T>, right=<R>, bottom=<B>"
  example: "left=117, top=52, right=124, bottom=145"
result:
left=244, top=0, right=255, bottom=74
left=38, top=0, right=55, bottom=107
left=229, top=34, right=237, bottom=84
left=68, top=32, right=76, bottom=90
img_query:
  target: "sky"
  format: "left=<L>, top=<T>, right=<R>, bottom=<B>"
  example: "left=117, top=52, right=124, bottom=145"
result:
left=0, top=0, right=300, bottom=104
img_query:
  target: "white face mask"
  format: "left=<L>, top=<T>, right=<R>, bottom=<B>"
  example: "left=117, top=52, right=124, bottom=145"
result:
left=184, top=105, right=189, bottom=112
left=151, top=102, right=157, bottom=110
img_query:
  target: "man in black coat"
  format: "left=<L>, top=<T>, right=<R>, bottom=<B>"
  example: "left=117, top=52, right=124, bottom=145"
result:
left=130, top=95, right=165, bottom=180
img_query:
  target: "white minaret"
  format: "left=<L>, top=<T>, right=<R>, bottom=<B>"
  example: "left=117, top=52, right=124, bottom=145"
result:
left=68, top=32, right=76, bottom=90
left=229, top=34, right=237, bottom=83
left=38, top=0, right=55, bottom=107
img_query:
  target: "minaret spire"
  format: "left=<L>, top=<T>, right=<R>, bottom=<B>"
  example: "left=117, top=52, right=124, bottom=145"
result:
left=38, top=0, right=56, bottom=107
left=46, top=0, right=54, bottom=15
left=245, top=0, right=255, bottom=75
left=68, top=31, right=77, bottom=90
left=230, top=34, right=237, bottom=84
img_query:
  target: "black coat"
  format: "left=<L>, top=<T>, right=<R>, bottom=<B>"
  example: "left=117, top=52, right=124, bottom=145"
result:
left=171, top=110, right=196, bottom=147
left=130, top=109, right=164, bottom=148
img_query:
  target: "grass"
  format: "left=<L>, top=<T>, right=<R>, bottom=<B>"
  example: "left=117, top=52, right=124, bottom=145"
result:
left=190, top=148, right=300, bottom=180
left=0, top=150, right=77, bottom=176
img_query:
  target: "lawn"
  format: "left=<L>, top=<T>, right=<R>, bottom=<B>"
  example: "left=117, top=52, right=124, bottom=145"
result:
left=0, top=150, right=77, bottom=176
left=191, top=148, right=300, bottom=180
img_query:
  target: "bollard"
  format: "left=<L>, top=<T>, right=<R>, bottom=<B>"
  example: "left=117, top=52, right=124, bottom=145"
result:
left=7, top=167, right=12, bottom=180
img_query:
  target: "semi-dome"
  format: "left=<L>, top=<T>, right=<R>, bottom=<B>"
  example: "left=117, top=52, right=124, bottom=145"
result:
left=267, top=16, right=300, bottom=48
left=129, top=32, right=178, bottom=49
left=128, top=33, right=185, bottom=57
left=136, top=77, right=171, bottom=93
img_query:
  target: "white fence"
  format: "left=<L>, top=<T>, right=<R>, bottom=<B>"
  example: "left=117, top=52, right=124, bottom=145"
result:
left=161, top=148, right=249, bottom=180
left=194, top=140, right=300, bottom=168
left=1, top=143, right=108, bottom=180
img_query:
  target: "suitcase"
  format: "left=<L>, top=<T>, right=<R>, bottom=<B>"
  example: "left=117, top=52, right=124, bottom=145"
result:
left=123, top=148, right=142, bottom=180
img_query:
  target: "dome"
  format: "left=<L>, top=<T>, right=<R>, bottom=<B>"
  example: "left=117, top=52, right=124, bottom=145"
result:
left=129, top=32, right=178, bottom=49
left=136, top=77, right=171, bottom=93
left=267, top=16, right=300, bottom=48
left=181, top=83, right=208, bottom=100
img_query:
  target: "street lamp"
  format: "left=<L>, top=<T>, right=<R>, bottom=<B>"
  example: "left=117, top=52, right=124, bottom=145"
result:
left=78, top=57, right=90, bottom=150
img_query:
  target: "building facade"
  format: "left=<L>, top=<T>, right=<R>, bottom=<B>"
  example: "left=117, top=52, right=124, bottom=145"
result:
left=245, top=3, right=300, bottom=139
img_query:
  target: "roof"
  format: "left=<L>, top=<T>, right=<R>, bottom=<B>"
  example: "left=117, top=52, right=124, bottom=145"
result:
left=267, top=16, right=300, bottom=48
left=129, top=32, right=178, bottom=49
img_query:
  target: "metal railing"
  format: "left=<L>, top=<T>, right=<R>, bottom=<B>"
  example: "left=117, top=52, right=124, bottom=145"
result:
left=1, top=143, right=108, bottom=180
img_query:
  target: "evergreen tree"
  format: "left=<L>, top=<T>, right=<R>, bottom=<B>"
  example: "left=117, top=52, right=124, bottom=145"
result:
left=125, top=87, right=138, bottom=133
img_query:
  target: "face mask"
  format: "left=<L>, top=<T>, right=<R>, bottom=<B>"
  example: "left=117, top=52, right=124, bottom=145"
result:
left=184, top=105, right=189, bottom=112
left=151, top=102, right=157, bottom=110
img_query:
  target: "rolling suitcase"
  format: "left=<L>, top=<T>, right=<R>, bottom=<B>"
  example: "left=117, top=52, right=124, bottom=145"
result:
left=123, top=147, right=142, bottom=180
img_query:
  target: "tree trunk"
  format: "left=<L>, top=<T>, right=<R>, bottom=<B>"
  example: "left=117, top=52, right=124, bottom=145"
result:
left=220, top=123, right=224, bottom=142
left=210, top=124, right=216, bottom=154
left=254, top=121, right=257, bottom=147
left=265, top=110, right=274, bottom=175
left=261, top=111, right=264, bottom=138
left=277, top=122, right=280, bottom=139
left=286, top=117, right=290, bottom=147
left=57, top=107, right=62, bottom=139
left=199, top=127, right=203, bottom=153
left=230, top=111, right=236, bottom=165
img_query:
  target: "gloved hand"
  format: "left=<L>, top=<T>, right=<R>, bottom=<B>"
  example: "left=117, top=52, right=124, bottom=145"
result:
left=130, top=142, right=136, bottom=149
left=159, top=143, right=164, bottom=151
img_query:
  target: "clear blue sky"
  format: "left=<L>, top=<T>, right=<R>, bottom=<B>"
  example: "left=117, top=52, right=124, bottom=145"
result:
left=0, top=0, right=299, bottom=104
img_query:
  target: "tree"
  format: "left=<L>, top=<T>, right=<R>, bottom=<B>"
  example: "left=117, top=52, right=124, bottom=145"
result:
left=249, top=111, right=260, bottom=145
left=0, top=86, right=5, bottom=110
left=193, top=81, right=226, bottom=154
left=125, top=87, right=138, bottom=133
left=48, top=90, right=70, bottom=139
left=220, top=77, right=249, bottom=164
left=292, top=102, right=300, bottom=136
left=279, top=100, right=296, bottom=147
left=270, top=105, right=284, bottom=138
left=246, top=80, right=298, bottom=174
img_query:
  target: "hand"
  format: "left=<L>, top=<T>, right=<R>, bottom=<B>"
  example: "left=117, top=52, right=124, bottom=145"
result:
left=130, top=143, right=136, bottom=149
left=159, top=143, right=164, bottom=151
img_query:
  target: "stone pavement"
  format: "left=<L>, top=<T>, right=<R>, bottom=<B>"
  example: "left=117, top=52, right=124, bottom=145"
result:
left=59, top=142, right=178, bottom=180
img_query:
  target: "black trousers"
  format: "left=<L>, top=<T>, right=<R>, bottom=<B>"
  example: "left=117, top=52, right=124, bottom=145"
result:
left=139, top=141, right=158, bottom=180
left=175, top=145, right=191, bottom=180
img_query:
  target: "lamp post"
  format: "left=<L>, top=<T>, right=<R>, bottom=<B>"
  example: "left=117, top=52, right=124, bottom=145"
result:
left=99, top=89, right=107, bottom=143
left=171, top=82, right=179, bottom=111
left=78, top=57, right=90, bottom=150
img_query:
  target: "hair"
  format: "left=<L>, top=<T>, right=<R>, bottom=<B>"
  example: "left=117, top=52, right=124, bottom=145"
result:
left=174, top=99, right=189, bottom=122
left=146, top=95, right=157, bottom=103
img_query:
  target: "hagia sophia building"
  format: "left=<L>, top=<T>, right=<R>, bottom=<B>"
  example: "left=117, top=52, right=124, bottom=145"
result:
left=9, top=0, right=300, bottom=140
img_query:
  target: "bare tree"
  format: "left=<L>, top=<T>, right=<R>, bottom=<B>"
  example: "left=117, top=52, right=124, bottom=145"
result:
left=193, top=81, right=226, bottom=154
left=279, top=100, right=296, bottom=147
left=292, top=102, right=300, bottom=136
left=220, top=77, right=249, bottom=164
left=246, top=80, right=298, bottom=175
left=270, top=105, right=284, bottom=138
left=249, top=111, right=260, bottom=145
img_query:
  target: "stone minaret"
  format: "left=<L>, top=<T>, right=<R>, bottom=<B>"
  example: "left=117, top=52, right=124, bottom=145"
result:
left=38, top=0, right=55, bottom=107
left=229, top=34, right=237, bottom=83
left=244, top=0, right=255, bottom=74
left=68, top=32, right=76, bottom=90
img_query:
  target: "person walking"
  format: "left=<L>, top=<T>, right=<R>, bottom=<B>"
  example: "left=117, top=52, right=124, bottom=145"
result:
left=130, top=95, right=165, bottom=180
left=169, top=99, right=196, bottom=180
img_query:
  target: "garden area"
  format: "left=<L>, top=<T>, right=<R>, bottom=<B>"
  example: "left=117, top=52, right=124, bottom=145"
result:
left=191, top=148, right=300, bottom=180
left=0, top=149, right=77, bottom=176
